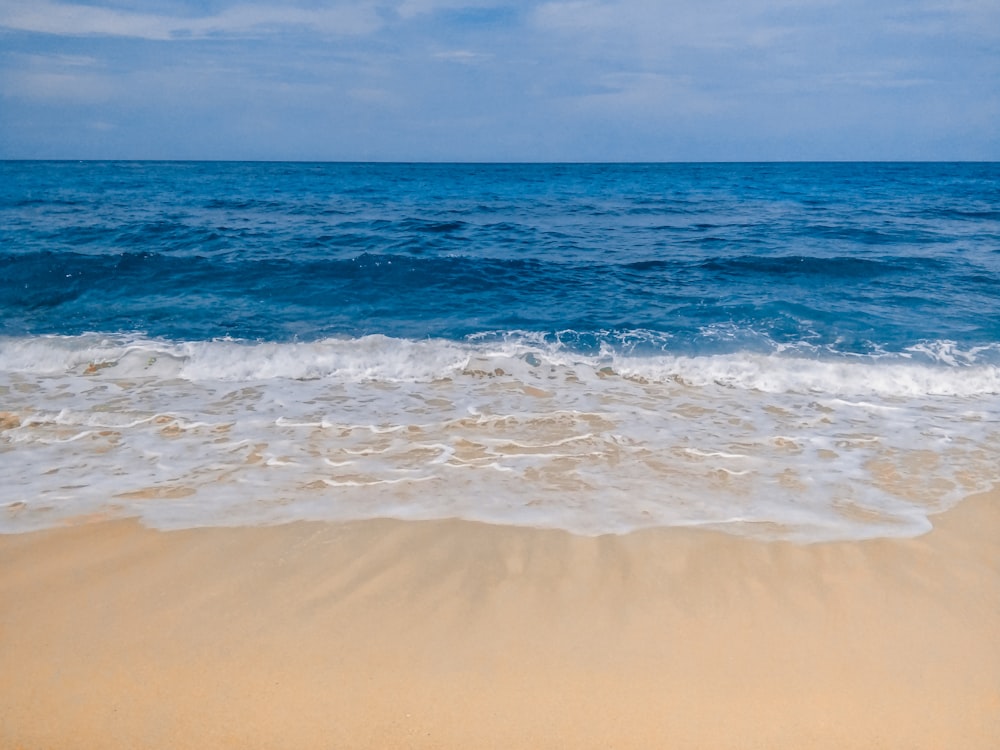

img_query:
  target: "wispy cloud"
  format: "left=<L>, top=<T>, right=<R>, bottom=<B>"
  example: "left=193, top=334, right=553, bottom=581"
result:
left=4, top=70, right=114, bottom=101
left=561, top=71, right=723, bottom=118
left=0, top=52, right=112, bottom=101
left=1, top=0, right=996, bottom=159
left=432, top=49, right=493, bottom=64
left=0, top=0, right=384, bottom=40
left=531, top=0, right=798, bottom=50
left=396, top=0, right=515, bottom=20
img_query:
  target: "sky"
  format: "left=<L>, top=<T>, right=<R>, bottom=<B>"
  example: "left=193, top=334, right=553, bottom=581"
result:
left=0, top=0, right=997, bottom=161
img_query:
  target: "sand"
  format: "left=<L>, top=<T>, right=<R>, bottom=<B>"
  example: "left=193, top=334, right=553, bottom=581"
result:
left=1, top=490, right=998, bottom=749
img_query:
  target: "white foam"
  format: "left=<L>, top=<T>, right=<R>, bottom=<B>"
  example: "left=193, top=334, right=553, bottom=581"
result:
left=1, top=333, right=998, bottom=541
left=615, top=352, right=1000, bottom=398
left=3, top=333, right=999, bottom=397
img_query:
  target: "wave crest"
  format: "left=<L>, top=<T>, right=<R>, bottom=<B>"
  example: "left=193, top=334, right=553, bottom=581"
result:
left=2, top=333, right=999, bottom=398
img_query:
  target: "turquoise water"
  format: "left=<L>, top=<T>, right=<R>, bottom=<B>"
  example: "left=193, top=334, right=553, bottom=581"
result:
left=1, top=162, right=998, bottom=539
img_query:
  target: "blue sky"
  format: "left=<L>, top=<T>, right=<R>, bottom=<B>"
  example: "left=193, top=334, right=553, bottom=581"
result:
left=1, top=0, right=997, bottom=160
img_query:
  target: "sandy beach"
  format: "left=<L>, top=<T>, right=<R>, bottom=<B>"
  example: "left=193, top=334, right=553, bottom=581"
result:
left=2, top=489, right=998, bottom=749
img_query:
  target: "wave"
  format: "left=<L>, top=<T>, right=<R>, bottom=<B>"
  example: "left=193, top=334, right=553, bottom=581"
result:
left=2, top=333, right=999, bottom=397
left=699, top=254, right=943, bottom=278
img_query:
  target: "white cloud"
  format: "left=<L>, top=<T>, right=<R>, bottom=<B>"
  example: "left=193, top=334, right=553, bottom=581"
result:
left=531, top=0, right=616, bottom=32
left=1, top=1, right=177, bottom=39
left=3, top=70, right=115, bottom=101
left=0, top=52, right=113, bottom=101
left=820, top=71, right=933, bottom=90
left=395, top=0, right=508, bottom=20
left=432, top=49, right=493, bottom=63
left=531, top=0, right=805, bottom=51
left=8, top=52, right=102, bottom=68
left=884, top=0, right=1000, bottom=39
left=1, top=0, right=996, bottom=159
left=0, top=0, right=383, bottom=39
left=563, top=71, right=723, bottom=118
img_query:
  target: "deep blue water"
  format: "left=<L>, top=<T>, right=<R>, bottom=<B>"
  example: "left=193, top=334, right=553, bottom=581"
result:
left=3, top=161, right=999, bottom=357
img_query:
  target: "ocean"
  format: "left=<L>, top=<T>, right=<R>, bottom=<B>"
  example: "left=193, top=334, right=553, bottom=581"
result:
left=1, top=161, right=998, bottom=541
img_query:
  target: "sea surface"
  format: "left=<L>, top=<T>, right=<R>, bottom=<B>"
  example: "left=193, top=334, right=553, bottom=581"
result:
left=1, top=161, right=998, bottom=541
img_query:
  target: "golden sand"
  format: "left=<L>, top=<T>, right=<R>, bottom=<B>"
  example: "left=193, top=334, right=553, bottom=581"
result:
left=1, top=490, right=998, bottom=749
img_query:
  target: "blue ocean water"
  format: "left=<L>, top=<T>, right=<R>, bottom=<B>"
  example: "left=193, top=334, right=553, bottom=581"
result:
left=3, top=161, right=1000, bottom=349
left=1, top=161, right=999, bottom=539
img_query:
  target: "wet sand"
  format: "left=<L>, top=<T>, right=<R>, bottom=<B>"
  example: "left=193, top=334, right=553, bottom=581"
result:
left=1, top=490, right=998, bottom=749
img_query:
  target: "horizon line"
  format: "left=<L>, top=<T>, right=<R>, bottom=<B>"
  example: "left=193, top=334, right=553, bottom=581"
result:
left=3, top=158, right=998, bottom=165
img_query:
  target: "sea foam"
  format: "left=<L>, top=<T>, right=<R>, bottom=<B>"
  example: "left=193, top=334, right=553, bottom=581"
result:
left=2, top=333, right=997, bottom=541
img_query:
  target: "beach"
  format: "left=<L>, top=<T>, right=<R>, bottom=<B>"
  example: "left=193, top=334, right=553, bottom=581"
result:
left=2, top=488, right=997, bottom=749
left=2, top=161, right=999, bottom=748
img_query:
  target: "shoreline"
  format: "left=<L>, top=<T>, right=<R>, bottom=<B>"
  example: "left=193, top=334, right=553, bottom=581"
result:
left=2, top=490, right=998, bottom=749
